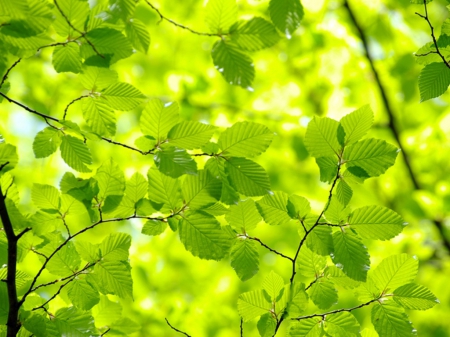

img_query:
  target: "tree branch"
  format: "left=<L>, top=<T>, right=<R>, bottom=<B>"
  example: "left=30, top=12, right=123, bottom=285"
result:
left=165, top=318, right=192, bottom=337
left=240, top=318, right=243, bottom=337
left=343, top=0, right=450, bottom=252
left=246, top=235, right=293, bottom=262
left=144, top=0, right=225, bottom=37
left=53, top=0, right=103, bottom=58
left=63, top=95, right=89, bottom=120
left=0, top=58, right=21, bottom=90
left=414, top=0, right=450, bottom=68
left=0, top=166, right=20, bottom=336
left=291, top=298, right=380, bottom=321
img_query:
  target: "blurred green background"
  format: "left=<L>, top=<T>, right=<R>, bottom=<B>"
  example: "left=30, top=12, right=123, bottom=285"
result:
left=1, top=0, right=450, bottom=335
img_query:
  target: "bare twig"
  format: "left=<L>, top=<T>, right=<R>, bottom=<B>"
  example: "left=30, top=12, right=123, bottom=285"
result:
left=0, top=59, right=21, bottom=90
left=63, top=95, right=88, bottom=120
left=246, top=236, right=293, bottom=262
left=53, top=0, right=103, bottom=58
left=414, top=0, right=450, bottom=68
left=165, top=318, right=192, bottom=337
left=343, top=0, right=450, bottom=252
left=291, top=298, right=380, bottom=321
left=144, top=0, right=225, bottom=37
left=240, top=318, right=243, bottom=337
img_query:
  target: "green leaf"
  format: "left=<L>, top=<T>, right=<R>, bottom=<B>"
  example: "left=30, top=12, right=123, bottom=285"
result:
left=75, top=241, right=100, bottom=263
left=238, top=289, right=271, bottom=321
left=125, top=172, right=147, bottom=204
left=66, top=278, right=100, bottom=310
left=344, top=139, right=398, bottom=178
left=257, top=313, right=277, bottom=337
left=256, top=191, right=292, bottom=226
left=109, top=0, right=136, bottom=19
left=147, top=168, right=182, bottom=213
left=309, top=279, right=338, bottom=309
left=205, top=0, right=237, bottom=33
left=305, top=117, right=340, bottom=158
left=0, top=283, right=8, bottom=324
left=325, top=266, right=361, bottom=289
left=211, top=40, right=255, bottom=89
left=297, top=246, right=327, bottom=278
left=154, top=146, right=197, bottom=178
left=53, top=0, right=89, bottom=37
left=92, top=296, right=122, bottom=327
left=418, top=62, right=450, bottom=101
left=331, top=230, right=370, bottom=282
left=31, top=183, right=61, bottom=211
left=22, top=313, right=47, bottom=337
left=94, top=260, right=133, bottom=299
left=1, top=33, right=53, bottom=58
left=125, top=18, right=150, bottom=54
left=60, top=135, right=92, bottom=173
left=109, top=317, right=140, bottom=335
left=100, top=232, right=131, bottom=261
left=142, top=220, right=168, bottom=236
left=371, top=303, right=417, bottom=337
left=262, top=270, right=285, bottom=300
left=179, top=212, right=232, bottom=260
left=205, top=156, right=240, bottom=204
left=286, top=282, right=309, bottom=317
left=289, top=318, right=322, bottom=337
left=218, top=121, right=274, bottom=157
left=336, top=179, right=352, bottom=207
left=82, top=28, right=133, bottom=64
left=305, top=223, right=333, bottom=256
left=39, top=233, right=81, bottom=276
left=95, top=158, right=125, bottom=213
left=79, top=66, right=118, bottom=91
left=182, top=170, right=221, bottom=210
left=134, top=135, right=157, bottom=152
left=203, top=202, right=229, bottom=216
left=393, top=283, right=439, bottom=310
left=229, top=18, right=280, bottom=51
left=315, top=156, right=338, bottom=183
left=349, top=205, right=405, bottom=240
left=101, top=82, right=146, bottom=110
left=0, top=143, right=18, bottom=173
left=82, top=97, right=116, bottom=137
left=168, top=121, right=216, bottom=149
left=54, top=307, right=96, bottom=337
left=225, top=157, right=271, bottom=196
left=287, top=195, right=311, bottom=220
left=226, top=199, right=261, bottom=232
left=339, top=105, right=374, bottom=145
left=371, top=254, right=419, bottom=293
left=269, top=0, right=304, bottom=38
left=325, top=312, right=360, bottom=337
left=324, top=198, right=349, bottom=224
left=230, top=238, right=259, bottom=281
left=52, top=43, right=82, bottom=73
left=140, top=99, right=179, bottom=140
left=32, top=127, right=62, bottom=158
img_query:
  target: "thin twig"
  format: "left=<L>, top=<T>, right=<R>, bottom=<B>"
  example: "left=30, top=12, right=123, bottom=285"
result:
left=100, top=328, right=110, bottom=336
left=343, top=0, right=450, bottom=252
left=165, top=318, right=192, bottom=337
left=246, top=236, right=293, bottom=262
left=240, top=318, right=243, bottom=337
left=414, top=0, right=450, bottom=68
left=53, top=0, right=103, bottom=58
left=0, top=59, right=21, bottom=90
left=291, top=298, right=380, bottom=321
left=144, top=0, right=225, bottom=37
left=63, top=95, right=88, bottom=120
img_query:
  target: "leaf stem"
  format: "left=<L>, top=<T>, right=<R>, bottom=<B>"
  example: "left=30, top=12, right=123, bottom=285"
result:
left=165, top=318, right=192, bottom=337
left=246, top=235, right=293, bottom=262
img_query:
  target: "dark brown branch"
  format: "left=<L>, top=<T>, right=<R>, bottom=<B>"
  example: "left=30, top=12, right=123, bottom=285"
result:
left=144, top=0, right=225, bottom=37
left=415, top=0, right=450, bottom=68
left=246, top=236, right=293, bottom=262
left=63, top=95, right=88, bottom=120
left=165, top=318, right=192, bottom=337
left=0, top=166, right=20, bottom=336
left=343, top=0, right=450, bottom=252
left=240, top=318, right=243, bottom=337
left=0, top=93, right=156, bottom=156
left=100, top=328, right=110, bottom=336
left=0, top=59, right=21, bottom=90
left=53, top=0, right=103, bottom=58
left=32, top=263, right=95, bottom=310
left=291, top=298, right=379, bottom=321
